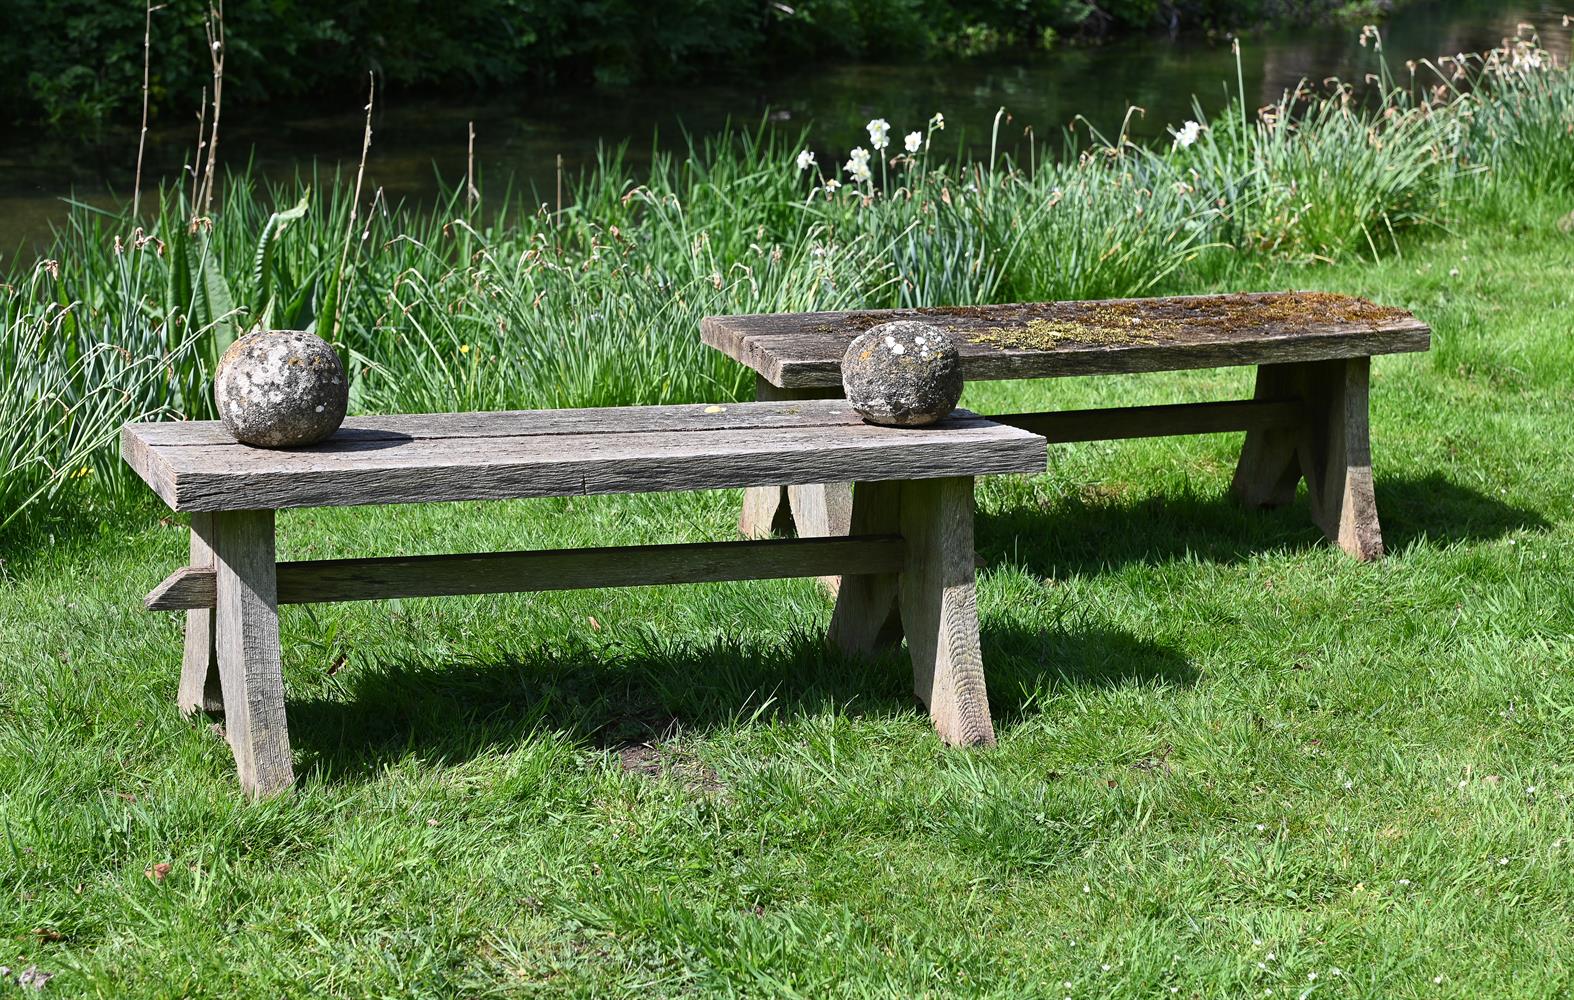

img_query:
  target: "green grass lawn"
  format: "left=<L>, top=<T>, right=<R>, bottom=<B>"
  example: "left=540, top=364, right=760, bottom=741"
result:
left=3, top=200, right=1573, bottom=998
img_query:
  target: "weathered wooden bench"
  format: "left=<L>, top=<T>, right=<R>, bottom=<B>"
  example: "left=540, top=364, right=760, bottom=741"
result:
left=122, top=401, right=1045, bottom=796
left=702, top=291, right=1431, bottom=560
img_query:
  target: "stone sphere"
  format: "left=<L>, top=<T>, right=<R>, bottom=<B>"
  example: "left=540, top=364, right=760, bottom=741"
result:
left=841, top=321, right=963, bottom=427
left=214, top=330, right=348, bottom=447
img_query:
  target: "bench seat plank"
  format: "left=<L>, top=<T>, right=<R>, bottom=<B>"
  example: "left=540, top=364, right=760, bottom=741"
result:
left=125, top=398, right=891, bottom=447
left=701, top=291, right=1431, bottom=388
left=122, top=400, right=1045, bottom=512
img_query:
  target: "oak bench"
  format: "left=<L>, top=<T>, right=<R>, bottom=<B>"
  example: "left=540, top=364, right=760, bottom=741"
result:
left=122, top=400, right=1046, bottom=796
left=702, top=291, right=1431, bottom=561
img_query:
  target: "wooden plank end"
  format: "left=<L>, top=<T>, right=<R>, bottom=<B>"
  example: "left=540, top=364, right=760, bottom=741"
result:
left=146, top=566, right=217, bottom=611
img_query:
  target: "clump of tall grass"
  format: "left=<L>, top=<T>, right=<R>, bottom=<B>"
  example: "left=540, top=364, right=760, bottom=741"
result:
left=1152, top=82, right=1460, bottom=260
left=1, top=241, right=198, bottom=532
left=1442, top=28, right=1574, bottom=194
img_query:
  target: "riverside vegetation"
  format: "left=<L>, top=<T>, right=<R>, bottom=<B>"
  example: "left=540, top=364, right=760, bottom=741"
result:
left=1, top=28, right=1573, bottom=997
left=4, top=29, right=1570, bottom=534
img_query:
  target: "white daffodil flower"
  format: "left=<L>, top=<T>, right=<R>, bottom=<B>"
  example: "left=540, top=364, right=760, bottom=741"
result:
left=904, top=131, right=923, bottom=153
left=866, top=118, right=890, bottom=150
left=795, top=150, right=816, bottom=171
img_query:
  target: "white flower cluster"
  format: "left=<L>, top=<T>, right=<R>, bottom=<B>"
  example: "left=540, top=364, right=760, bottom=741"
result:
left=866, top=118, right=890, bottom=150
left=794, top=112, right=947, bottom=190
left=1170, top=120, right=1202, bottom=149
left=844, top=146, right=872, bottom=183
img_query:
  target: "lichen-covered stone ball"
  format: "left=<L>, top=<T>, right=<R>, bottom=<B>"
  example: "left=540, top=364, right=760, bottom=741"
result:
left=841, top=321, right=963, bottom=427
left=214, top=330, right=348, bottom=447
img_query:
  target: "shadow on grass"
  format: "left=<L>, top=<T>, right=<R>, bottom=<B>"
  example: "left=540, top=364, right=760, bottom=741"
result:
left=1377, top=472, right=1551, bottom=551
left=977, top=471, right=1547, bottom=575
left=282, top=620, right=1191, bottom=785
left=255, top=474, right=1534, bottom=786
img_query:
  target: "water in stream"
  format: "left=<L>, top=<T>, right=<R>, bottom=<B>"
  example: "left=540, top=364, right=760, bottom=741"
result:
left=1, top=0, right=1568, bottom=254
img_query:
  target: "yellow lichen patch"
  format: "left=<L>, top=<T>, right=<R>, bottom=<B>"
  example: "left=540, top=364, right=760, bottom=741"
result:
left=825, top=292, right=1415, bottom=353
left=972, top=316, right=1162, bottom=350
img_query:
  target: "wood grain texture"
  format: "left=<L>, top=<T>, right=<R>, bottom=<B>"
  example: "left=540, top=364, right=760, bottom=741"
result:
left=827, top=481, right=905, bottom=655
left=897, top=476, right=995, bottom=747
left=786, top=481, right=855, bottom=536
left=739, top=378, right=842, bottom=539
left=176, top=512, right=223, bottom=715
left=121, top=400, right=1046, bottom=512
left=994, top=398, right=1305, bottom=444
left=701, top=291, right=1431, bottom=388
left=148, top=567, right=216, bottom=610
left=119, top=424, right=179, bottom=508
left=145, top=535, right=909, bottom=610
left=212, top=510, right=294, bottom=797
left=739, top=483, right=793, bottom=540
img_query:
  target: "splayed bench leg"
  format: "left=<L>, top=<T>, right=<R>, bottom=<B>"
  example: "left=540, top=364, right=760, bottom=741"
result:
left=1232, top=357, right=1384, bottom=561
left=177, top=512, right=223, bottom=716
left=899, top=476, right=995, bottom=746
left=830, top=476, right=995, bottom=746
left=827, top=481, right=904, bottom=655
left=213, top=510, right=295, bottom=797
left=1300, top=357, right=1384, bottom=560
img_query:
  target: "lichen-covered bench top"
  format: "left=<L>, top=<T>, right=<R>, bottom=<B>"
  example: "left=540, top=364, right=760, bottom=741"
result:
left=702, top=291, right=1432, bottom=388
left=121, top=399, right=1045, bottom=512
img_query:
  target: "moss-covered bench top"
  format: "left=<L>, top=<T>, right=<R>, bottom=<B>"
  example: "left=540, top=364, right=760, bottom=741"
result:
left=701, top=291, right=1431, bottom=389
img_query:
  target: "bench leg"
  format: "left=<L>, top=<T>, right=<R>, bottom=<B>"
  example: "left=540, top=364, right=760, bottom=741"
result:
left=898, top=476, right=995, bottom=747
left=1232, top=358, right=1384, bottom=561
left=738, top=377, right=849, bottom=539
left=788, top=482, right=855, bottom=597
left=1301, top=357, right=1383, bottom=560
left=828, top=481, right=904, bottom=655
left=212, top=510, right=294, bottom=796
left=177, top=512, right=224, bottom=716
left=1231, top=364, right=1304, bottom=509
left=740, top=482, right=794, bottom=540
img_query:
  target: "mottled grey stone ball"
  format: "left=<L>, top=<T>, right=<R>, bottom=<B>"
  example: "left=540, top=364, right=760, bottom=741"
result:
left=841, top=321, right=963, bottom=427
left=214, top=330, right=348, bottom=447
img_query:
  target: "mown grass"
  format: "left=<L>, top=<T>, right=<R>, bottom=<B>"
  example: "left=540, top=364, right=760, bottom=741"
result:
left=2, top=166, right=1573, bottom=997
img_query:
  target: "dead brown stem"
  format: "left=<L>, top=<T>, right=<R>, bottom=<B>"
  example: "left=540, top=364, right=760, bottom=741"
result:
left=197, top=1, right=225, bottom=219
left=467, top=121, right=478, bottom=214
left=333, top=74, right=376, bottom=340
left=133, top=1, right=166, bottom=219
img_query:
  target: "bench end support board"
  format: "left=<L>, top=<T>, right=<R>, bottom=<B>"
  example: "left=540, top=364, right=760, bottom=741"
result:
left=212, top=510, right=295, bottom=798
left=829, top=477, right=995, bottom=747
left=1232, top=357, right=1383, bottom=561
